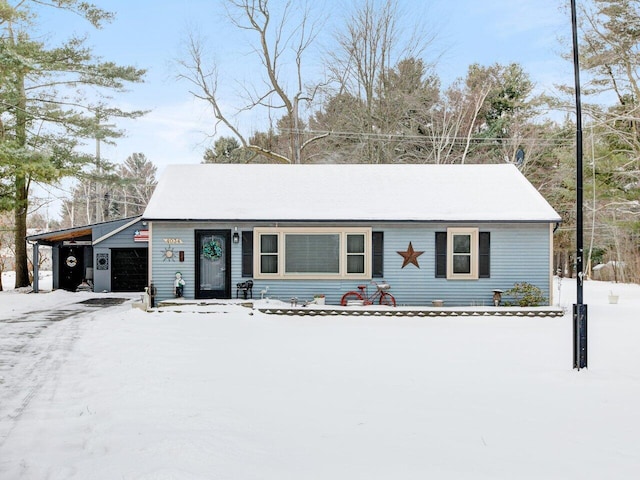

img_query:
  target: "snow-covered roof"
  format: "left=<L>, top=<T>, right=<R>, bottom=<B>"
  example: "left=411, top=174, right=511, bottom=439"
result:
left=143, top=163, right=561, bottom=223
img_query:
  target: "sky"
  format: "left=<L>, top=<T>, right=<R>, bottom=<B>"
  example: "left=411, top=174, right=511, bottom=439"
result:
left=31, top=0, right=573, bottom=219
left=1, top=275, right=640, bottom=478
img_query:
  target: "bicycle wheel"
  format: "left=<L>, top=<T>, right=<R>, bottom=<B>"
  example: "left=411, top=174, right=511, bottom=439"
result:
left=379, top=292, right=396, bottom=307
left=341, top=291, right=364, bottom=306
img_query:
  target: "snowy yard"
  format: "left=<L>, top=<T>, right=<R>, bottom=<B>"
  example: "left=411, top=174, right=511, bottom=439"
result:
left=1, top=273, right=639, bottom=479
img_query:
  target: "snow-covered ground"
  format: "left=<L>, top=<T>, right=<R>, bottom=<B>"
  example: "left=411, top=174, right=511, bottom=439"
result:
left=0, top=273, right=639, bottom=479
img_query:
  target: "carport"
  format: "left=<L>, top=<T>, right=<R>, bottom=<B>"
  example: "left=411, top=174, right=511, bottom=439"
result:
left=27, top=216, right=148, bottom=293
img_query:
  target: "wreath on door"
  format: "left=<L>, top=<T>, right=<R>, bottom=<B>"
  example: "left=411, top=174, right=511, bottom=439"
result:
left=202, top=239, right=223, bottom=261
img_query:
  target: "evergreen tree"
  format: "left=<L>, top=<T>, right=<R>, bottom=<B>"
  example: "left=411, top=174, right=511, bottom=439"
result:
left=0, top=1, right=145, bottom=287
left=59, top=153, right=157, bottom=227
left=115, top=153, right=157, bottom=217
left=202, top=137, right=251, bottom=163
left=569, top=0, right=640, bottom=280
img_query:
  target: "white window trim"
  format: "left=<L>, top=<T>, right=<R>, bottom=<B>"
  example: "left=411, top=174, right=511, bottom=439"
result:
left=253, top=227, right=371, bottom=280
left=257, top=232, right=280, bottom=278
left=447, top=227, right=479, bottom=280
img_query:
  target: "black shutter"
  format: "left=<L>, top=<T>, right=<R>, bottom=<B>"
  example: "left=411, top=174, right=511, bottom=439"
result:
left=435, top=232, right=447, bottom=278
left=479, top=232, right=490, bottom=278
left=241, top=231, right=253, bottom=277
left=372, top=231, right=384, bottom=278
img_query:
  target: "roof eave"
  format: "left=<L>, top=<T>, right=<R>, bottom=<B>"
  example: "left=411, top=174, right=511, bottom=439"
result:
left=144, top=217, right=562, bottom=224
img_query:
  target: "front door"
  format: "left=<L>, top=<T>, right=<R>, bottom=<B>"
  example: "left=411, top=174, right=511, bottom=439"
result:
left=195, top=230, right=231, bottom=299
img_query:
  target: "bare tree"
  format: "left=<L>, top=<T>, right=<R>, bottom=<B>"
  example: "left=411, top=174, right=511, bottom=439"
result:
left=324, top=0, right=438, bottom=163
left=177, top=0, right=328, bottom=164
left=330, top=0, right=431, bottom=108
left=417, top=77, right=492, bottom=164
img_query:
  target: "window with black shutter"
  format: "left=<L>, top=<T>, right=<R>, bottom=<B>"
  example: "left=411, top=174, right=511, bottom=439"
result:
left=241, top=230, right=253, bottom=277
left=372, top=231, right=384, bottom=277
left=435, top=230, right=490, bottom=279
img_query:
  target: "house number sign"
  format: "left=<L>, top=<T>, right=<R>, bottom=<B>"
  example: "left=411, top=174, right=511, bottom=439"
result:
left=163, top=238, right=183, bottom=244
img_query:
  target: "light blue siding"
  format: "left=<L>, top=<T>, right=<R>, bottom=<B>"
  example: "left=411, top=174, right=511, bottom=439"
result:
left=149, top=221, right=553, bottom=306
left=150, top=222, right=198, bottom=301
left=374, top=224, right=552, bottom=306
left=92, top=220, right=146, bottom=292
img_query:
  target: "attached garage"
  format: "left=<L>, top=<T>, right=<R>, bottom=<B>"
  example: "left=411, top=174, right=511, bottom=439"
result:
left=28, top=216, right=149, bottom=293
left=111, top=248, right=148, bottom=292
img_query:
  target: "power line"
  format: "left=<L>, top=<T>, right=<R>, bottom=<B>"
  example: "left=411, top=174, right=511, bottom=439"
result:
left=278, top=128, right=577, bottom=146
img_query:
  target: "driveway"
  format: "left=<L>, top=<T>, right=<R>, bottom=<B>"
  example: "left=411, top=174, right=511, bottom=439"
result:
left=0, top=294, right=136, bottom=447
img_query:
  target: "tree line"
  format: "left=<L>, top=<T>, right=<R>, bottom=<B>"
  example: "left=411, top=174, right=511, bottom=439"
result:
left=194, top=0, right=640, bottom=283
left=1, top=0, right=640, bottom=288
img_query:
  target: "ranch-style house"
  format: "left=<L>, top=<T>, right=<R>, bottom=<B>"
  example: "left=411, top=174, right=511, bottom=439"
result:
left=142, top=163, right=561, bottom=307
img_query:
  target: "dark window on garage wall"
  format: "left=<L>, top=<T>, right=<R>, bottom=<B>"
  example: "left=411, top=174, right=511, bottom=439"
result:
left=242, top=231, right=253, bottom=277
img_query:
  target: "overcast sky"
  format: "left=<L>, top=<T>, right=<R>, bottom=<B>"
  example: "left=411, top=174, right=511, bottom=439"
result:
left=32, top=0, right=571, bottom=219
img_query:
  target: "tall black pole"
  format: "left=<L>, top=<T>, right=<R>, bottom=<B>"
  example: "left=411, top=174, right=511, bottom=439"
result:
left=571, top=0, right=588, bottom=369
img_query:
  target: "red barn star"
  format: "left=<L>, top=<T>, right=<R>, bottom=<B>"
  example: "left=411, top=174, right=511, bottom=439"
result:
left=397, top=242, right=424, bottom=268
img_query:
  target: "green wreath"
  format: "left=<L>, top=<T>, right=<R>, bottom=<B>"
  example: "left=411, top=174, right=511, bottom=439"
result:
left=202, top=239, right=223, bottom=260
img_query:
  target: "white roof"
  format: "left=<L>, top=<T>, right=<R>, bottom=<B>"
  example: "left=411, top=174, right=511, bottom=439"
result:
left=143, top=163, right=561, bottom=222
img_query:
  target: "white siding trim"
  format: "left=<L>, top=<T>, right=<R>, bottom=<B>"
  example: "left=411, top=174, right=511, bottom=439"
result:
left=93, top=216, right=143, bottom=245
left=447, top=227, right=479, bottom=280
left=148, top=222, right=153, bottom=289
left=549, top=222, right=554, bottom=305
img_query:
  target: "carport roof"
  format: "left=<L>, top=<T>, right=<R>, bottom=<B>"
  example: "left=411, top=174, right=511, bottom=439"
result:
left=27, top=216, right=142, bottom=245
left=27, top=225, right=92, bottom=245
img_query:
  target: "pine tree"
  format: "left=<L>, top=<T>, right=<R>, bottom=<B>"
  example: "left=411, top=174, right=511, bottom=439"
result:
left=0, top=1, right=145, bottom=287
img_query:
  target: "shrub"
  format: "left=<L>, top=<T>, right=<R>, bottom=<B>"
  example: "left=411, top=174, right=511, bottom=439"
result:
left=505, top=282, right=547, bottom=307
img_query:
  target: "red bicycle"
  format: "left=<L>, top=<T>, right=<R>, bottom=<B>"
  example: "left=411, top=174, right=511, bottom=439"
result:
left=340, top=281, right=396, bottom=307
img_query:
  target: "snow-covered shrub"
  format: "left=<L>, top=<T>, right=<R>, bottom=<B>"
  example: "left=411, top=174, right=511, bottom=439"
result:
left=504, top=282, right=547, bottom=307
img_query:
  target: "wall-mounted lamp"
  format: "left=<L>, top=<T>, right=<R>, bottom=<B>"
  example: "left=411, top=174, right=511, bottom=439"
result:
left=233, top=227, right=240, bottom=244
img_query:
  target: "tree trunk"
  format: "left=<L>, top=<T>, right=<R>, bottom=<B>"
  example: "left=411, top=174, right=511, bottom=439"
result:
left=14, top=64, right=30, bottom=288
left=14, top=175, right=30, bottom=288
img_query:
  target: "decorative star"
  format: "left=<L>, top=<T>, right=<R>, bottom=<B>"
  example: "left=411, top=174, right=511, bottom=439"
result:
left=397, top=242, right=424, bottom=268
